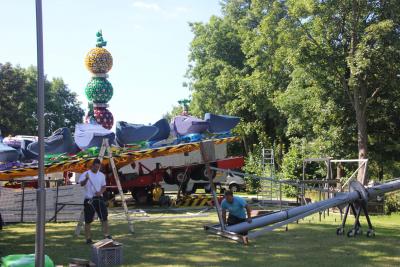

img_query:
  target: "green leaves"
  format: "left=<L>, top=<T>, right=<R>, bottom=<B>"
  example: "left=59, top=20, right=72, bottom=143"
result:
left=185, top=0, right=400, bottom=183
left=0, top=63, right=84, bottom=136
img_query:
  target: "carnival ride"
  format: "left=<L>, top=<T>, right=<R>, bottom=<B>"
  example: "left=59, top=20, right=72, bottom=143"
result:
left=0, top=31, right=399, bottom=246
left=0, top=31, right=244, bottom=227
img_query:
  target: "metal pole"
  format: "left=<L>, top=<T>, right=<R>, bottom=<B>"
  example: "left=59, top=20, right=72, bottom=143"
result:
left=225, top=179, right=400, bottom=234
left=200, top=141, right=225, bottom=230
left=21, top=182, right=25, bottom=223
left=35, top=0, right=46, bottom=266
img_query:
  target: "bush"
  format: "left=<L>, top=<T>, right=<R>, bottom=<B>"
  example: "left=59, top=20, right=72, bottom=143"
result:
left=385, top=192, right=400, bottom=214
left=242, top=148, right=263, bottom=194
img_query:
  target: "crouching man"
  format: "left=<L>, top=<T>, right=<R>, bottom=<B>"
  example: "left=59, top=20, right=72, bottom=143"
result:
left=221, top=190, right=252, bottom=234
left=79, top=158, right=112, bottom=244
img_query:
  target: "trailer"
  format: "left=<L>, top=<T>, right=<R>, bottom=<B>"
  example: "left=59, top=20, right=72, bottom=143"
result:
left=0, top=137, right=244, bottom=206
left=105, top=142, right=244, bottom=204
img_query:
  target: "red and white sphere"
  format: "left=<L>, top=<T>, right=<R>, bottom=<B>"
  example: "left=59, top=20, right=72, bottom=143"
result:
left=94, top=107, right=114, bottom=130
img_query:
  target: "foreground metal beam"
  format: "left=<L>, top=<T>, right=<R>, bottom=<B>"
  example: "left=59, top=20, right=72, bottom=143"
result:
left=216, top=179, right=400, bottom=236
left=35, top=0, right=46, bottom=266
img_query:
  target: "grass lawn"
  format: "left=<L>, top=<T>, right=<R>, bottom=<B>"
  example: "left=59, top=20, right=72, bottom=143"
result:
left=0, top=210, right=399, bottom=267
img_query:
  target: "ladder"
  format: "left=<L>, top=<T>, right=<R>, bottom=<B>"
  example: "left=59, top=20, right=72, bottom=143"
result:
left=261, top=148, right=274, bottom=177
left=75, top=138, right=134, bottom=236
left=258, top=148, right=278, bottom=202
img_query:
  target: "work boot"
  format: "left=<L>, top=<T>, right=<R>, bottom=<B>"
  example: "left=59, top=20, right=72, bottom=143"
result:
left=105, top=235, right=113, bottom=240
left=86, top=239, right=93, bottom=245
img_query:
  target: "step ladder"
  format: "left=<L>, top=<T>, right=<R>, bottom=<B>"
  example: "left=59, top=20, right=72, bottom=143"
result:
left=258, top=148, right=278, bottom=202
left=75, top=139, right=134, bottom=236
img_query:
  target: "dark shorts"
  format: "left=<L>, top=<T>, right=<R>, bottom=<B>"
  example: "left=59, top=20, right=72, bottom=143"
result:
left=227, top=214, right=246, bottom=225
left=228, top=214, right=247, bottom=235
left=84, top=197, right=108, bottom=224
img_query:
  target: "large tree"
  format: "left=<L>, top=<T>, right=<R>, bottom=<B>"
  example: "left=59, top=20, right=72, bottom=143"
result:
left=187, top=0, right=400, bottom=183
left=284, top=0, right=400, bottom=183
left=0, top=63, right=84, bottom=136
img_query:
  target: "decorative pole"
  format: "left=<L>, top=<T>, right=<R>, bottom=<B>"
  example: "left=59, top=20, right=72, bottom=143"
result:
left=84, top=30, right=114, bottom=129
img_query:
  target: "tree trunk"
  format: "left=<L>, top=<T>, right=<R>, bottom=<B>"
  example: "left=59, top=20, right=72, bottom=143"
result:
left=354, top=89, right=368, bottom=184
left=349, top=0, right=368, bottom=184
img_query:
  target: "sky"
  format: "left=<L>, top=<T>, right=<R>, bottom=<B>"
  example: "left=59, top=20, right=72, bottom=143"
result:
left=0, top=0, right=221, bottom=126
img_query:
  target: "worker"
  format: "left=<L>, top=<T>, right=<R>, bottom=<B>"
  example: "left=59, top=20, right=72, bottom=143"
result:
left=79, top=158, right=111, bottom=244
left=221, top=190, right=252, bottom=229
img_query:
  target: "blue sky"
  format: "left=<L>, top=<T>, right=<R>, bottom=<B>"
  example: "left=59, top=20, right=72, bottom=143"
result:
left=0, top=0, right=221, bottom=126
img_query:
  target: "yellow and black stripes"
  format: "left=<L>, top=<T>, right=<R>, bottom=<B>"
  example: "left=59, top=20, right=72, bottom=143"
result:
left=176, top=195, right=215, bottom=207
left=0, top=136, right=240, bottom=180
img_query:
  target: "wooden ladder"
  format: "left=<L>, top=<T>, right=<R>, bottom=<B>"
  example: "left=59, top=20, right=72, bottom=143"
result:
left=75, top=138, right=134, bottom=236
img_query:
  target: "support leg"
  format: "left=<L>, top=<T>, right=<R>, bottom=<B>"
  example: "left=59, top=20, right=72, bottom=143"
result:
left=337, top=204, right=351, bottom=235
left=361, top=203, right=375, bottom=237
left=348, top=204, right=363, bottom=237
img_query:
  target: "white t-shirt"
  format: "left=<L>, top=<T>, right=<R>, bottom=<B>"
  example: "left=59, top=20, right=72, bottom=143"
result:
left=79, top=170, right=106, bottom=199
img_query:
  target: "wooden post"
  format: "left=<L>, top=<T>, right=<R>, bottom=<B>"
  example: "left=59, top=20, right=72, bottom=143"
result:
left=104, top=139, right=134, bottom=233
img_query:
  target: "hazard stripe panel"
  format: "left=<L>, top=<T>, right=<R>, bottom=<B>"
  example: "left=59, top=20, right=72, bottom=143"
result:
left=0, top=137, right=240, bottom=180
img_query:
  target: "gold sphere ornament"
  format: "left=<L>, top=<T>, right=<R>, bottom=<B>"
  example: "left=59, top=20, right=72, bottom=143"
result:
left=84, top=47, right=113, bottom=74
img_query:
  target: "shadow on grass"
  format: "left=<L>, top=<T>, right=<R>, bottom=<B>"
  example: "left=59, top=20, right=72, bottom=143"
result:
left=0, top=213, right=399, bottom=267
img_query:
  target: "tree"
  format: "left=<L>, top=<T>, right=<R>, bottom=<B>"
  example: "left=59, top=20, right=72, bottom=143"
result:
left=0, top=63, right=84, bottom=136
left=285, top=0, right=400, bottom=183
left=186, top=0, right=400, bottom=184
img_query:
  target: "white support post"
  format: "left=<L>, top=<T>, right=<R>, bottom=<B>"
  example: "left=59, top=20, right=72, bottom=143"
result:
left=200, top=140, right=225, bottom=230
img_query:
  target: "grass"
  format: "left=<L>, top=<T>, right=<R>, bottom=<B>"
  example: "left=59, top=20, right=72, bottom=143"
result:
left=0, top=210, right=400, bottom=267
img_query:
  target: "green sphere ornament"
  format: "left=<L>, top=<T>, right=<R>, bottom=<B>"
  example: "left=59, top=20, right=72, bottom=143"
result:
left=85, top=77, right=113, bottom=103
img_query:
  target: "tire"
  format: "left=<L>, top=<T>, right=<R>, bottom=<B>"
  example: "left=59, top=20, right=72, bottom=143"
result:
left=191, top=166, right=216, bottom=181
left=175, top=172, right=189, bottom=184
left=229, top=183, right=239, bottom=192
left=163, top=171, right=176, bottom=185
left=132, top=188, right=149, bottom=205
left=174, top=172, right=189, bottom=193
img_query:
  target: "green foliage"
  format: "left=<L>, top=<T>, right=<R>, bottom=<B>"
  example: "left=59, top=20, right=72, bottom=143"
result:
left=184, top=0, right=400, bottom=184
left=0, top=63, right=84, bottom=136
left=242, top=146, right=263, bottom=193
left=385, top=192, right=400, bottom=215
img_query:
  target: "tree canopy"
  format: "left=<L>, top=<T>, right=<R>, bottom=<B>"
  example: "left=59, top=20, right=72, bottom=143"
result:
left=0, top=63, right=84, bottom=137
left=186, top=0, right=400, bottom=182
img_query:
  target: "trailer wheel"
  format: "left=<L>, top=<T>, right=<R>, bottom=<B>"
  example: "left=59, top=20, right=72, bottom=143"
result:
left=163, top=171, right=176, bottom=185
left=176, top=172, right=187, bottom=184
left=191, top=166, right=216, bottom=181
left=132, top=188, right=150, bottom=205
left=229, top=183, right=239, bottom=192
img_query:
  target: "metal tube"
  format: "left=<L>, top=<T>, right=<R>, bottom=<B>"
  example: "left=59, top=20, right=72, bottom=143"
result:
left=226, top=179, right=400, bottom=234
left=35, top=0, right=46, bottom=266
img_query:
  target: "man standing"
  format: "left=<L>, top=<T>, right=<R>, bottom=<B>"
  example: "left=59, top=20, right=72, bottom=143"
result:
left=221, top=190, right=252, bottom=231
left=79, top=158, right=111, bottom=244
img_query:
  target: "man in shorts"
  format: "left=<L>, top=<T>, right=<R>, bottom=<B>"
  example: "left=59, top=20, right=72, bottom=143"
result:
left=79, top=158, right=111, bottom=244
left=221, top=190, right=252, bottom=234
